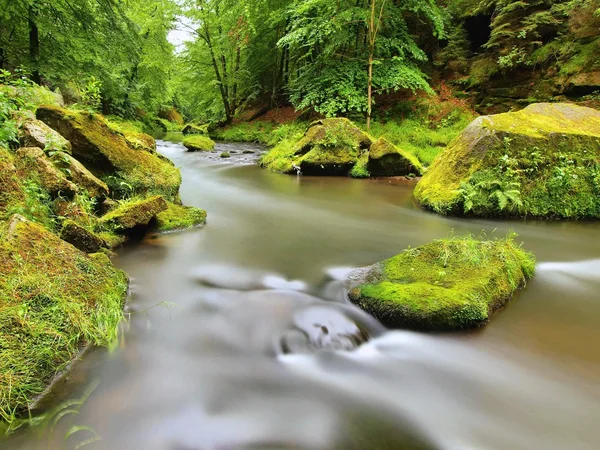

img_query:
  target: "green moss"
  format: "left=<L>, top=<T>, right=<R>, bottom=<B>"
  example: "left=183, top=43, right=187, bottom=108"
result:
left=350, top=153, right=370, bottom=178
left=0, top=148, right=55, bottom=229
left=0, top=215, right=128, bottom=422
left=183, top=135, right=216, bottom=152
left=154, top=203, right=207, bottom=232
left=415, top=103, right=600, bottom=218
left=60, top=220, right=106, bottom=253
left=220, top=152, right=231, bottom=158
left=36, top=105, right=181, bottom=201
left=100, top=195, right=168, bottom=231
left=258, top=139, right=297, bottom=173
left=348, top=234, right=535, bottom=330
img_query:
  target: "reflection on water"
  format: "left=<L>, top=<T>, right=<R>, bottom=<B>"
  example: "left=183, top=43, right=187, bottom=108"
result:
left=5, top=139, right=600, bottom=449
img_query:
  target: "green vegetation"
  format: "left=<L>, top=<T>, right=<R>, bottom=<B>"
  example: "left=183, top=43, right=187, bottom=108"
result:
left=0, top=215, right=128, bottom=422
left=183, top=135, right=216, bottom=152
left=155, top=203, right=207, bottom=232
left=415, top=103, right=600, bottom=218
left=348, top=233, right=535, bottom=330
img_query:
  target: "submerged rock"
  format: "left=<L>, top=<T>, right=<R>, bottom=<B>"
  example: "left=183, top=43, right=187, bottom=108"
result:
left=0, top=214, right=127, bottom=417
left=346, top=234, right=535, bottom=331
left=100, top=195, right=168, bottom=232
left=50, top=151, right=109, bottom=199
left=414, top=103, right=600, bottom=218
left=260, top=118, right=420, bottom=177
left=15, top=147, right=78, bottom=198
left=36, top=105, right=181, bottom=200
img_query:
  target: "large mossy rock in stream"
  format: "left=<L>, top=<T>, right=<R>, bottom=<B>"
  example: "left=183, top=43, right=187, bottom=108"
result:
left=346, top=234, right=535, bottom=331
left=183, top=134, right=216, bottom=152
left=414, top=103, right=600, bottom=218
left=0, top=214, right=128, bottom=417
left=259, top=118, right=420, bottom=177
left=100, top=195, right=168, bottom=232
left=36, top=105, right=181, bottom=200
left=15, top=147, right=78, bottom=198
left=50, top=151, right=109, bottom=199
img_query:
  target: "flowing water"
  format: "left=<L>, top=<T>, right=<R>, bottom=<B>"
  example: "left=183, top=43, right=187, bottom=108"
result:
left=6, top=136, right=600, bottom=449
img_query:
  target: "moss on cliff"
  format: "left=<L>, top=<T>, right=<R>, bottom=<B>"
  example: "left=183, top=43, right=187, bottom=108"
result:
left=348, top=234, right=535, bottom=330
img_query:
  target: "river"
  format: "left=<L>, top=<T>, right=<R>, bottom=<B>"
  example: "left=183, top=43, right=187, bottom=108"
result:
left=5, top=136, right=600, bottom=449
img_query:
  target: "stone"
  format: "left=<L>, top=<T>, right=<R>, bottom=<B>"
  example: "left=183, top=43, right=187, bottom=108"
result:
left=50, top=151, right=109, bottom=199
left=15, top=147, right=78, bottom=198
left=100, top=195, right=168, bottom=232
left=60, top=220, right=107, bottom=253
left=19, top=118, right=72, bottom=153
left=346, top=234, right=535, bottom=330
left=414, top=103, right=600, bottom=218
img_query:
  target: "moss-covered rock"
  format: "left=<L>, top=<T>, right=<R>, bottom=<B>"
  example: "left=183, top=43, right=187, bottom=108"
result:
left=19, top=118, right=72, bottom=153
left=50, top=151, right=109, bottom=199
left=367, top=138, right=423, bottom=177
left=15, top=147, right=78, bottom=198
left=414, top=103, right=600, bottom=218
left=347, top=234, right=535, bottom=331
left=154, top=203, right=207, bottom=232
left=60, top=220, right=107, bottom=253
left=182, top=123, right=208, bottom=135
left=220, top=151, right=231, bottom=158
left=260, top=118, right=373, bottom=176
left=36, top=105, right=181, bottom=200
left=0, top=214, right=128, bottom=418
left=100, top=195, right=168, bottom=232
left=183, top=135, right=216, bottom=152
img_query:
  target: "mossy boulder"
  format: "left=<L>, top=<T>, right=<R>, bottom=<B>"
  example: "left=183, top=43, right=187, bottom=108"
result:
left=260, top=118, right=372, bottom=175
left=36, top=105, right=181, bottom=200
left=15, top=147, right=78, bottom=198
left=155, top=203, right=207, bottom=232
left=50, top=151, right=109, bottom=199
left=347, top=234, right=535, bottom=331
left=414, top=103, right=600, bottom=218
left=220, top=151, right=231, bottom=158
left=367, top=138, right=423, bottom=177
left=0, top=215, right=128, bottom=417
left=183, top=135, right=216, bottom=152
left=19, top=118, right=72, bottom=153
left=182, top=123, right=208, bottom=135
left=60, top=220, right=107, bottom=253
left=0, top=148, right=26, bottom=218
left=100, top=195, right=168, bottom=232
left=260, top=118, right=423, bottom=177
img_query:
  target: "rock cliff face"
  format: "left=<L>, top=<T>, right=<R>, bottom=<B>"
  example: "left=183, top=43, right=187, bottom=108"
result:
left=414, top=103, right=600, bottom=218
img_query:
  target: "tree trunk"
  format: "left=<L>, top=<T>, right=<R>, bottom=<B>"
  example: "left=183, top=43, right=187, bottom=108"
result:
left=366, top=0, right=376, bottom=131
left=28, top=5, right=41, bottom=84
